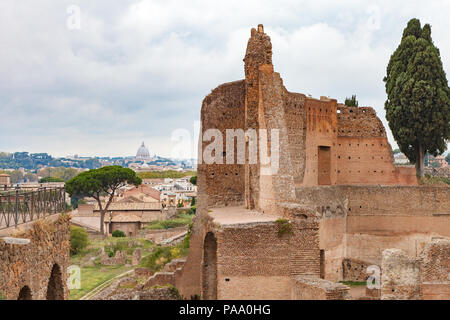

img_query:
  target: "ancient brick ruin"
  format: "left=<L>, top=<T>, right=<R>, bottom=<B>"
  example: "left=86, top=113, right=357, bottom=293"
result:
left=153, top=25, right=450, bottom=300
left=158, top=24, right=450, bottom=300
left=0, top=215, right=71, bottom=300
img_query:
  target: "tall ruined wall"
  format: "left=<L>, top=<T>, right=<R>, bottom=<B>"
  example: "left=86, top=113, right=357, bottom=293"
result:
left=294, top=186, right=347, bottom=281
left=303, top=97, right=338, bottom=186
left=214, top=220, right=320, bottom=299
left=342, top=185, right=450, bottom=267
left=0, top=215, right=70, bottom=300
left=178, top=80, right=246, bottom=299
left=243, top=25, right=272, bottom=210
left=336, top=105, right=417, bottom=185
left=294, top=185, right=450, bottom=281
left=282, top=91, right=307, bottom=187
left=199, top=80, right=246, bottom=208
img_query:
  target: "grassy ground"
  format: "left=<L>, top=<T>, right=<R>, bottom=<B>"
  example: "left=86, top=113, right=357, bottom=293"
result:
left=145, top=213, right=193, bottom=230
left=69, top=264, right=133, bottom=300
left=140, top=223, right=192, bottom=272
left=69, top=236, right=155, bottom=300
left=339, top=281, right=367, bottom=287
left=70, top=211, right=195, bottom=300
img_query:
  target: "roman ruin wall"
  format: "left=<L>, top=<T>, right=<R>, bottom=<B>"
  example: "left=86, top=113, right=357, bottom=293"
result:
left=336, top=105, right=417, bottom=185
left=214, top=220, right=320, bottom=300
left=178, top=24, right=450, bottom=300
left=420, top=239, right=450, bottom=299
left=0, top=214, right=71, bottom=300
left=292, top=276, right=351, bottom=300
left=381, top=240, right=450, bottom=300
left=302, top=97, right=338, bottom=186
left=199, top=80, right=246, bottom=208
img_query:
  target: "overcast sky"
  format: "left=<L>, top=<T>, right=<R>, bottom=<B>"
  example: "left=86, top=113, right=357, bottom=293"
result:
left=0, top=0, right=449, bottom=158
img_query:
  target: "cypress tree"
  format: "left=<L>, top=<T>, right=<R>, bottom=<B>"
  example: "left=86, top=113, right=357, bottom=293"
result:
left=384, top=18, right=450, bottom=177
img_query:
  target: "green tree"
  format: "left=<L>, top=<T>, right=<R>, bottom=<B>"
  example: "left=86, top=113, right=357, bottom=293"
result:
left=66, top=166, right=142, bottom=235
left=384, top=18, right=450, bottom=177
left=189, top=175, right=197, bottom=186
left=70, top=226, right=89, bottom=255
left=39, top=176, right=64, bottom=183
left=344, top=95, right=359, bottom=107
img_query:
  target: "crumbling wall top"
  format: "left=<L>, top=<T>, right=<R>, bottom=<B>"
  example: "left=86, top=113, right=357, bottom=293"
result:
left=244, top=24, right=273, bottom=77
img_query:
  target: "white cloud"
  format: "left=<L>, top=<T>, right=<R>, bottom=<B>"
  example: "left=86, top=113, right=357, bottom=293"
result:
left=0, top=0, right=449, bottom=157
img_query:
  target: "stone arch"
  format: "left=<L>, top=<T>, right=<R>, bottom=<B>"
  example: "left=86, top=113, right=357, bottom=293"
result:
left=17, top=285, right=32, bottom=300
left=202, top=232, right=217, bottom=300
left=46, top=263, right=64, bottom=300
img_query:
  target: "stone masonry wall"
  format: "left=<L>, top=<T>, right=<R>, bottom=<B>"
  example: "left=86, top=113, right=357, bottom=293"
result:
left=199, top=80, right=246, bottom=208
left=215, top=220, right=320, bottom=299
left=293, top=276, right=350, bottom=300
left=344, top=185, right=450, bottom=267
left=420, top=239, right=450, bottom=300
left=381, top=249, right=421, bottom=300
left=0, top=214, right=71, bottom=300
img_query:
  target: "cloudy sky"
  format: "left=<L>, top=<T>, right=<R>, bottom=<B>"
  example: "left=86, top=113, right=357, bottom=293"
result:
left=0, top=0, right=449, bottom=158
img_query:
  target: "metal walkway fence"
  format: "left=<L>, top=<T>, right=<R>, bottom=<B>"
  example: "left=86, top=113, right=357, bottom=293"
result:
left=0, top=186, right=66, bottom=230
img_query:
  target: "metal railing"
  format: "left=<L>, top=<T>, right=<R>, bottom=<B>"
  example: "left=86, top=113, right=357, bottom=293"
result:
left=0, top=186, right=66, bottom=230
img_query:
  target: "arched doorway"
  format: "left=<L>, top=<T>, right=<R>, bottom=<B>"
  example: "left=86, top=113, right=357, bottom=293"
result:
left=202, top=232, right=217, bottom=300
left=46, top=264, right=64, bottom=300
left=17, top=286, right=32, bottom=300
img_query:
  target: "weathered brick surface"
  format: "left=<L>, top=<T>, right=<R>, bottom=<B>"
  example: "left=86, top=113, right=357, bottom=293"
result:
left=420, top=239, right=450, bottom=300
left=342, top=258, right=371, bottom=282
left=293, top=276, right=350, bottom=300
left=381, top=249, right=421, bottom=300
left=213, top=220, right=320, bottom=299
left=0, top=214, right=70, bottom=300
left=175, top=24, right=450, bottom=300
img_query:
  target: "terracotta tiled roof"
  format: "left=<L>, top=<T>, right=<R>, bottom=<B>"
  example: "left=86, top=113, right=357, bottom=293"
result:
left=123, top=184, right=161, bottom=201
left=110, top=214, right=141, bottom=223
left=94, top=202, right=161, bottom=211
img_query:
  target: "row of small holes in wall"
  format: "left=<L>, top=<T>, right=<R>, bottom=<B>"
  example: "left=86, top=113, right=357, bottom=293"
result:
left=337, top=129, right=384, bottom=135
left=309, top=128, right=336, bottom=133
left=334, top=143, right=384, bottom=147
left=337, top=109, right=367, bottom=114
left=308, top=107, right=335, bottom=114
left=210, top=172, right=239, bottom=178
left=338, top=156, right=385, bottom=160
left=337, top=170, right=392, bottom=174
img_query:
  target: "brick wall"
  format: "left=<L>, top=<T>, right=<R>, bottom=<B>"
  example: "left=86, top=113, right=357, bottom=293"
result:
left=293, top=276, right=350, bottom=300
left=214, top=220, right=319, bottom=299
left=199, top=80, right=246, bottom=208
left=420, top=239, right=450, bottom=300
left=0, top=214, right=70, bottom=300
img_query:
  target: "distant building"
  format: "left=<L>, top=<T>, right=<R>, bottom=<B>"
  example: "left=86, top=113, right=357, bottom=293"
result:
left=0, top=174, right=11, bottom=186
left=429, top=155, right=449, bottom=168
left=394, top=153, right=410, bottom=165
left=136, top=142, right=150, bottom=160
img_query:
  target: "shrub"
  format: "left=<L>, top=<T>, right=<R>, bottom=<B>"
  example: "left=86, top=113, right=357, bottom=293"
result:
left=141, top=246, right=173, bottom=271
left=420, top=174, right=450, bottom=185
left=112, top=230, right=126, bottom=238
left=70, top=226, right=89, bottom=255
left=275, top=219, right=293, bottom=238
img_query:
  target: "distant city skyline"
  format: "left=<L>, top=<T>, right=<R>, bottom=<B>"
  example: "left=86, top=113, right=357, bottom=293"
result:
left=1, top=1, right=449, bottom=157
